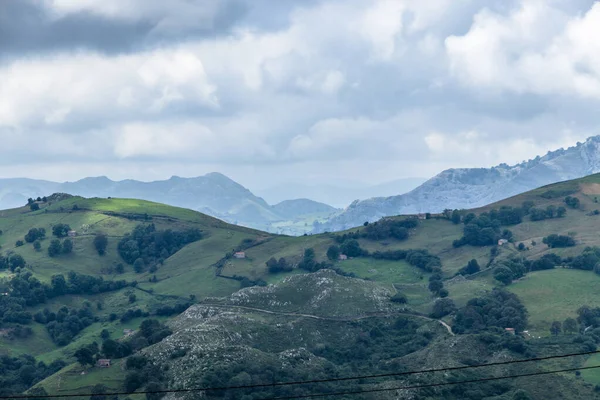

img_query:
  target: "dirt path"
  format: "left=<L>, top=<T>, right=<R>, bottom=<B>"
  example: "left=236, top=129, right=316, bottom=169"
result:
left=197, top=303, right=454, bottom=335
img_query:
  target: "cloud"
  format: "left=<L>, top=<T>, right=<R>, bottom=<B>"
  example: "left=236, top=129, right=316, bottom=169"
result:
left=0, top=47, right=217, bottom=129
left=446, top=0, right=600, bottom=99
left=1, top=0, right=600, bottom=193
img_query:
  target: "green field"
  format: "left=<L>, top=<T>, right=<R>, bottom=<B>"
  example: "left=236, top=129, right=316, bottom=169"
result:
left=509, top=269, right=600, bottom=335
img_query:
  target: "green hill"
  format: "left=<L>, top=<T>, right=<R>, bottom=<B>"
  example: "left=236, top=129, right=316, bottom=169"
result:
left=6, top=174, right=600, bottom=398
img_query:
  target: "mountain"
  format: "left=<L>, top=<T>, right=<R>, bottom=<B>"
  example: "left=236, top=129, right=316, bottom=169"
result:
left=8, top=174, right=600, bottom=398
left=320, top=135, right=600, bottom=231
left=255, top=177, right=427, bottom=208
left=0, top=173, right=338, bottom=235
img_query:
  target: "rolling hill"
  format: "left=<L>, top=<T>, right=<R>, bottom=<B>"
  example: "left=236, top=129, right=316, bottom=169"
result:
left=321, top=135, right=600, bottom=231
left=5, top=173, right=600, bottom=398
left=0, top=173, right=339, bottom=235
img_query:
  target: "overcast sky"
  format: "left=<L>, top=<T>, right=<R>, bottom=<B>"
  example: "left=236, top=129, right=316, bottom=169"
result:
left=1, top=0, right=599, bottom=190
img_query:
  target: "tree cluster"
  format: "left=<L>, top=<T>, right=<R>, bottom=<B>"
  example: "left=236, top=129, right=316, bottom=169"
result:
left=117, top=224, right=203, bottom=272
left=42, top=305, right=95, bottom=346
left=266, top=257, right=292, bottom=274
left=453, top=210, right=514, bottom=248
left=0, top=354, right=65, bottom=396
left=564, top=196, right=581, bottom=209
left=297, top=248, right=332, bottom=272
left=52, top=224, right=71, bottom=238
left=48, top=239, right=73, bottom=257
left=361, top=218, right=417, bottom=241
left=542, top=234, right=576, bottom=248
left=24, top=228, right=46, bottom=243
left=453, top=289, right=528, bottom=334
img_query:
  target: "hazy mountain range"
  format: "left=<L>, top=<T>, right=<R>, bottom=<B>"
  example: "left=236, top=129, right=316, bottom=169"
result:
left=254, top=178, right=427, bottom=208
left=3, top=136, right=600, bottom=235
left=319, top=135, right=600, bottom=231
left=0, top=173, right=338, bottom=234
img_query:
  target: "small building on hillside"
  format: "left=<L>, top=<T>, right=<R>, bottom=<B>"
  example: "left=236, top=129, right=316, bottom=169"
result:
left=339, top=254, right=348, bottom=261
left=123, top=329, right=135, bottom=337
left=417, top=213, right=427, bottom=220
left=97, top=359, right=111, bottom=368
left=233, top=251, right=246, bottom=259
left=505, top=328, right=516, bottom=335
left=498, top=239, right=508, bottom=246
left=68, top=230, right=77, bottom=237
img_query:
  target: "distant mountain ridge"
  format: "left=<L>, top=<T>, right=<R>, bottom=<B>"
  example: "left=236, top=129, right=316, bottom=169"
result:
left=0, top=173, right=338, bottom=234
left=255, top=177, right=427, bottom=208
left=320, top=135, right=600, bottom=231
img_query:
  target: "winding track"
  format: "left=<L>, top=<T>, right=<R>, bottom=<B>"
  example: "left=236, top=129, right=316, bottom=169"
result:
left=196, top=303, right=455, bottom=335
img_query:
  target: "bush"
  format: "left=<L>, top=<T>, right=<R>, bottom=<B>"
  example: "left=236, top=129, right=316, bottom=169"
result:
left=390, top=293, right=407, bottom=304
left=15, top=240, right=24, bottom=247
left=543, top=234, right=576, bottom=248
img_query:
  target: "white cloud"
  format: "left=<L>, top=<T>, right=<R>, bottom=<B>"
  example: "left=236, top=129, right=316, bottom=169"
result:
left=446, top=1, right=600, bottom=98
left=0, top=47, right=217, bottom=128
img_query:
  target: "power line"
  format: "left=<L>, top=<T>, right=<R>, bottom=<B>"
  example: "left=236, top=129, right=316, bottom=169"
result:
left=264, top=364, right=600, bottom=400
left=6, top=349, right=599, bottom=399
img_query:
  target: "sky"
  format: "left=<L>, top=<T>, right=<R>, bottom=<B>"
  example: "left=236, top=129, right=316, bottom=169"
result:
left=1, top=0, right=600, bottom=190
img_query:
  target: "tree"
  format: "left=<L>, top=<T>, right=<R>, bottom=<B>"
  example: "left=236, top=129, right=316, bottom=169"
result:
left=94, top=234, right=108, bottom=256
left=33, top=240, right=42, bottom=252
left=101, top=329, right=110, bottom=340
left=74, top=346, right=95, bottom=367
left=48, top=240, right=62, bottom=257
left=494, top=267, right=514, bottom=285
left=438, top=288, right=449, bottom=298
left=563, top=318, right=578, bottom=334
left=129, top=294, right=136, bottom=303
left=431, top=298, right=456, bottom=318
left=124, top=372, right=143, bottom=392
left=15, top=240, right=24, bottom=247
left=30, top=203, right=40, bottom=211
left=326, top=245, right=341, bottom=261
left=557, top=206, right=567, bottom=217
left=550, top=321, right=562, bottom=336
left=9, top=254, right=26, bottom=271
left=115, top=263, right=125, bottom=274
left=451, top=209, right=461, bottom=224
left=90, top=384, right=108, bottom=400
left=62, top=239, right=73, bottom=254
left=133, top=258, right=145, bottom=273
left=459, top=259, right=480, bottom=275
left=517, top=242, right=525, bottom=251
left=52, top=224, right=71, bottom=238
left=428, top=279, right=443, bottom=293
left=145, top=381, right=163, bottom=400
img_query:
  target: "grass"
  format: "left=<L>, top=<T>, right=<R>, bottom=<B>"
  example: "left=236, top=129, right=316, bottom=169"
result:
left=508, top=269, right=600, bottom=335
left=334, top=258, right=424, bottom=284
left=34, top=361, right=125, bottom=394
left=582, top=353, right=600, bottom=385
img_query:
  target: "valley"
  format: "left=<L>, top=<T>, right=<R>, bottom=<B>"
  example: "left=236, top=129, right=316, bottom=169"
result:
left=3, top=173, right=600, bottom=398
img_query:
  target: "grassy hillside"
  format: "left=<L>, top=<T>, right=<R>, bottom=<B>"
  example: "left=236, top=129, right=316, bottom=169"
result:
left=7, top=173, right=600, bottom=397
